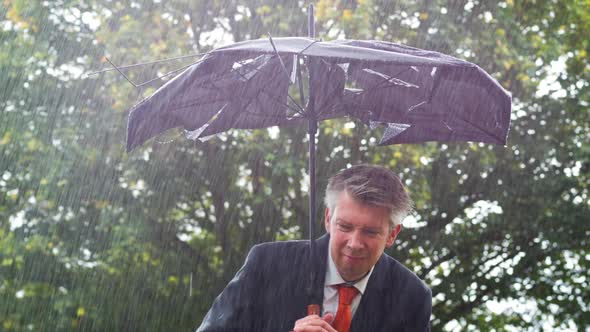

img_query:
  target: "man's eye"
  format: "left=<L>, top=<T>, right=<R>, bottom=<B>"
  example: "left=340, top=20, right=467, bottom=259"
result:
left=364, top=230, right=379, bottom=236
left=338, top=224, right=352, bottom=231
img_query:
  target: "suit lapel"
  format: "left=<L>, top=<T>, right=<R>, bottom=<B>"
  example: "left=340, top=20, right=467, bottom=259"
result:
left=311, top=234, right=330, bottom=312
left=350, top=254, right=389, bottom=331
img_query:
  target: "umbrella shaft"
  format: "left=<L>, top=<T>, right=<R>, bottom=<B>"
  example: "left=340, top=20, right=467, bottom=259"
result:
left=306, top=53, right=318, bottom=301
left=308, top=119, right=317, bottom=245
left=307, top=116, right=317, bottom=301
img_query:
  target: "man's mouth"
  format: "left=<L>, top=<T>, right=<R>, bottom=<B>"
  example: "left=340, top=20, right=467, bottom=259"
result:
left=344, top=254, right=364, bottom=260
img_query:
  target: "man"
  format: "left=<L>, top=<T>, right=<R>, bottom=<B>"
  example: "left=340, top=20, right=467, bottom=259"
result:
left=197, top=165, right=431, bottom=331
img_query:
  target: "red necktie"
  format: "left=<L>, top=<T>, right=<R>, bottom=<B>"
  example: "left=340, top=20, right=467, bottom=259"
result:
left=332, top=285, right=359, bottom=332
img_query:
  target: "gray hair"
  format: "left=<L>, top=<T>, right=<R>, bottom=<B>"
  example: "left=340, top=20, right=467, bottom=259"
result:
left=324, top=164, right=413, bottom=227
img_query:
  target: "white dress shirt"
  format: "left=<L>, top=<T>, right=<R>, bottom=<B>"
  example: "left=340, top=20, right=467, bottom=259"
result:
left=322, top=251, right=374, bottom=317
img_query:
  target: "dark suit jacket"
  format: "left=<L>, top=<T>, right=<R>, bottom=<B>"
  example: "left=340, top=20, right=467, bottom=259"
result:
left=197, top=234, right=431, bottom=331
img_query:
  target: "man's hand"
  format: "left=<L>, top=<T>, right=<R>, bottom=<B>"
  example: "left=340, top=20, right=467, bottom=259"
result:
left=292, top=313, right=337, bottom=332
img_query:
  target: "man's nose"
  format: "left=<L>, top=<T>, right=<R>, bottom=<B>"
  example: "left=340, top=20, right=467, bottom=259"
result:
left=348, top=230, right=364, bottom=249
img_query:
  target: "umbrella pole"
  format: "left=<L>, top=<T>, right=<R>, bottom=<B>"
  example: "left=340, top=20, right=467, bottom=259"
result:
left=306, top=3, right=321, bottom=317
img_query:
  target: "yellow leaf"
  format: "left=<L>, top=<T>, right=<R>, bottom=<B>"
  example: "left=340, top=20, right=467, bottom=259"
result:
left=516, top=73, right=530, bottom=82
left=419, top=12, right=429, bottom=21
left=256, top=5, right=272, bottom=15
left=7, top=188, right=18, bottom=200
left=342, top=9, right=353, bottom=21
left=506, top=0, right=514, bottom=6
left=77, top=307, right=86, bottom=317
left=94, top=200, right=109, bottom=209
left=6, top=6, right=29, bottom=29
left=0, top=131, right=11, bottom=145
left=26, top=138, right=41, bottom=151
left=316, top=0, right=330, bottom=20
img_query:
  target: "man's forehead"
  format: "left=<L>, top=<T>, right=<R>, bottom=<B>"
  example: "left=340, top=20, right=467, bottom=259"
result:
left=332, top=193, right=390, bottom=223
left=335, top=217, right=384, bottom=230
left=336, top=190, right=388, bottom=210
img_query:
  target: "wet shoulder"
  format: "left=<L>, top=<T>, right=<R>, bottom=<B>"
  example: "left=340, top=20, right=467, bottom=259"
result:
left=249, top=239, right=310, bottom=263
left=381, top=253, right=430, bottom=293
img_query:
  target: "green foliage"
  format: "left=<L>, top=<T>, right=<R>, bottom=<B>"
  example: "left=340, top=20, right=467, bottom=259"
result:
left=0, top=0, right=588, bottom=331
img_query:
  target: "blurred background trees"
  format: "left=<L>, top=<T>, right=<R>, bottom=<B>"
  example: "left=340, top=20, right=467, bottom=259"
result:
left=1, top=0, right=588, bottom=330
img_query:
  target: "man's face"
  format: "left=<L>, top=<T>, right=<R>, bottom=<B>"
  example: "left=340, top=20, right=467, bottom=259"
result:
left=325, top=191, right=401, bottom=282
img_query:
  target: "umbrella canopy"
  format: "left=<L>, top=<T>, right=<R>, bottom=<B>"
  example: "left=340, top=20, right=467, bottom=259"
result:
left=126, top=37, right=511, bottom=152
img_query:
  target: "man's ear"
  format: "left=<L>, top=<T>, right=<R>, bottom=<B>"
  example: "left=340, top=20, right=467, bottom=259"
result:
left=324, top=207, right=331, bottom=233
left=385, top=224, right=402, bottom=247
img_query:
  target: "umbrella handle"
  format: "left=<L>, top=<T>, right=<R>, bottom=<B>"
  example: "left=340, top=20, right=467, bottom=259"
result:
left=307, top=304, right=320, bottom=316
left=288, top=305, right=320, bottom=332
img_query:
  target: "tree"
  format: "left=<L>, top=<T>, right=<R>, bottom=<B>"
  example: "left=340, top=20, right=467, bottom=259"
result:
left=1, top=0, right=588, bottom=330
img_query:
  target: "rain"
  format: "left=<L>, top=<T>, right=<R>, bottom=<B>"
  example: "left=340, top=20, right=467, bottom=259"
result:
left=1, top=1, right=589, bottom=331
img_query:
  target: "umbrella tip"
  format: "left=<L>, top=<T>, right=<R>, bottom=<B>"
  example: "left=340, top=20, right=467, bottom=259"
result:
left=308, top=3, right=315, bottom=39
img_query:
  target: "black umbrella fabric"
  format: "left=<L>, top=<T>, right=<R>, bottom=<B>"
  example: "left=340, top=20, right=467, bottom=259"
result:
left=127, top=37, right=510, bottom=151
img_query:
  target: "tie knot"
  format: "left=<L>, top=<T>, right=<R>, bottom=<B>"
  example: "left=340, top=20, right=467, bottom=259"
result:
left=337, top=285, right=359, bottom=305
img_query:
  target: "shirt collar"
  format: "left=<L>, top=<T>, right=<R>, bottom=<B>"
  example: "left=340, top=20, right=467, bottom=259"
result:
left=325, top=249, right=374, bottom=295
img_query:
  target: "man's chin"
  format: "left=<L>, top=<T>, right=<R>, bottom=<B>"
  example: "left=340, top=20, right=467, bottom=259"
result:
left=339, top=267, right=369, bottom=282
